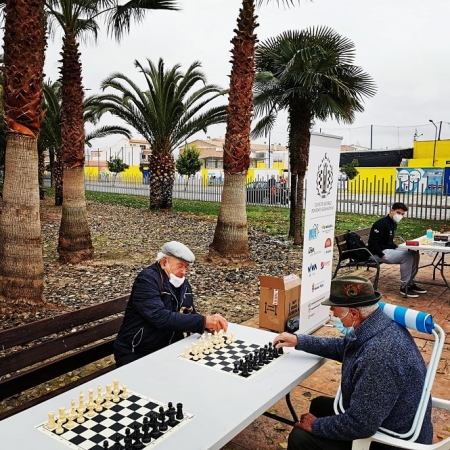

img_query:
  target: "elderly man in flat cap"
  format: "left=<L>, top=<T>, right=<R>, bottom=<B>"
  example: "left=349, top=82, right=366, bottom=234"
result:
left=114, top=241, right=228, bottom=367
left=273, top=275, right=431, bottom=450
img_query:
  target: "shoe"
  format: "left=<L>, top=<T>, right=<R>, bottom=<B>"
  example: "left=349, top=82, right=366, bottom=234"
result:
left=410, top=283, right=427, bottom=294
left=400, top=287, right=419, bottom=298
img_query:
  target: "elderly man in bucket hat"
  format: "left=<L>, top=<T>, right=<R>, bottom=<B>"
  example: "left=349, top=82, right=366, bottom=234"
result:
left=273, top=275, right=432, bottom=450
left=114, top=241, right=228, bottom=367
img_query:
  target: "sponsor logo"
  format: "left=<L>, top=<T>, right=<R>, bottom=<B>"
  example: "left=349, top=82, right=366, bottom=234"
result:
left=308, top=224, right=319, bottom=240
left=308, top=263, right=318, bottom=275
left=311, top=280, right=325, bottom=292
left=324, top=238, right=332, bottom=248
left=308, top=247, right=315, bottom=254
left=316, top=152, right=334, bottom=198
left=320, top=261, right=331, bottom=269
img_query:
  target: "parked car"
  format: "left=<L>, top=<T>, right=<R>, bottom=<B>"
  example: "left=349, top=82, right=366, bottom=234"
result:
left=246, top=180, right=290, bottom=205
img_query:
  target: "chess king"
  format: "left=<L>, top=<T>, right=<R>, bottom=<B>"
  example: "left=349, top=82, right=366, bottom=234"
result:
left=114, top=241, right=228, bottom=367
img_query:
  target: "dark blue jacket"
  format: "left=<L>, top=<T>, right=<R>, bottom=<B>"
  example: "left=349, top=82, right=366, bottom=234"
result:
left=296, top=308, right=432, bottom=445
left=113, top=262, right=205, bottom=357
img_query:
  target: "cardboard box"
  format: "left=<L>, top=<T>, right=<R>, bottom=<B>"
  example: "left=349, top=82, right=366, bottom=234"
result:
left=259, top=274, right=301, bottom=333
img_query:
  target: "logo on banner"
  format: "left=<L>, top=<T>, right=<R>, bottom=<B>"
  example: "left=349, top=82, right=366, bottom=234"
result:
left=308, top=263, right=318, bottom=275
left=316, top=153, right=333, bottom=198
left=320, top=261, right=331, bottom=269
left=308, top=224, right=319, bottom=240
left=311, top=280, right=325, bottom=292
left=321, top=224, right=334, bottom=234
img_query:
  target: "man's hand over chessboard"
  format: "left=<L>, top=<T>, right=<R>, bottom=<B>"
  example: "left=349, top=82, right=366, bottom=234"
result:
left=204, top=313, right=228, bottom=333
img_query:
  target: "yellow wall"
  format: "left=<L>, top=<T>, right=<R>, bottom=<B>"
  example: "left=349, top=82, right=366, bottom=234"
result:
left=413, top=140, right=450, bottom=167
left=347, top=168, right=397, bottom=194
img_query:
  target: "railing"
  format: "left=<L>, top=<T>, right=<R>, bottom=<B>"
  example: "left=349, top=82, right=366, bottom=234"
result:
left=80, top=174, right=450, bottom=221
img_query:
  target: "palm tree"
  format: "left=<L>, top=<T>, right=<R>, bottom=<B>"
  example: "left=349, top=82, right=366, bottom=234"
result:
left=40, top=80, right=131, bottom=205
left=94, top=58, right=227, bottom=209
left=0, top=0, right=46, bottom=307
left=210, top=0, right=301, bottom=259
left=46, top=0, right=179, bottom=263
left=252, top=27, right=376, bottom=244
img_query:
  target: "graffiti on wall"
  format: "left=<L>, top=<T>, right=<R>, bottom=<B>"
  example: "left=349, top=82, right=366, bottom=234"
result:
left=396, top=168, right=443, bottom=194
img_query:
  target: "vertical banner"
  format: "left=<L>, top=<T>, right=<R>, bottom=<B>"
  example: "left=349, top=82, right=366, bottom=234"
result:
left=298, top=147, right=340, bottom=335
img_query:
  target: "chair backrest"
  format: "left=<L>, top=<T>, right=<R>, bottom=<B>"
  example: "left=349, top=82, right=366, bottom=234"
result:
left=334, top=302, right=445, bottom=442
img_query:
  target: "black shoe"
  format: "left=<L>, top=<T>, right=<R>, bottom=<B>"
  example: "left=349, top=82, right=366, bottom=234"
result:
left=410, top=283, right=427, bottom=294
left=400, top=287, right=419, bottom=298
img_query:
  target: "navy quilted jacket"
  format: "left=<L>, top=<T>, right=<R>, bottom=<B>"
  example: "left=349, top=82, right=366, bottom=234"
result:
left=114, top=262, right=204, bottom=356
left=296, top=308, right=432, bottom=445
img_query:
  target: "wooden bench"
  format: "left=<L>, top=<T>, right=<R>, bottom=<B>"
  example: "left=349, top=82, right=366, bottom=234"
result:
left=333, top=227, right=381, bottom=289
left=0, top=294, right=129, bottom=420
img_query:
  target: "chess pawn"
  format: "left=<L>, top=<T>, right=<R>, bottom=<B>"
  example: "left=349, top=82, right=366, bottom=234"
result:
left=113, top=379, right=120, bottom=396
left=47, top=411, right=57, bottom=430
left=192, top=343, right=199, bottom=361
left=76, top=409, right=85, bottom=424
left=87, top=401, right=96, bottom=418
left=55, top=418, right=65, bottom=435
left=66, top=412, right=75, bottom=429
left=120, top=385, right=129, bottom=399
left=104, top=385, right=113, bottom=408
left=70, top=399, right=77, bottom=418
left=184, top=346, right=190, bottom=359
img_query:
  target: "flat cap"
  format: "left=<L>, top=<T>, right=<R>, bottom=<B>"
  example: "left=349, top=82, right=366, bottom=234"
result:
left=161, top=241, right=195, bottom=264
left=322, top=275, right=381, bottom=307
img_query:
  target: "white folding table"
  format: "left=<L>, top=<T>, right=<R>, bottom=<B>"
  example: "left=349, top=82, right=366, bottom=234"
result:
left=0, top=322, right=324, bottom=450
left=399, top=235, right=450, bottom=291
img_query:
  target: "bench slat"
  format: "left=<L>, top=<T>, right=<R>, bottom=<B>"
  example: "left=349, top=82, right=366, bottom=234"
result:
left=0, top=295, right=129, bottom=351
left=0, top=317, right=123, bottom=377
left=0, top=340, right=116, bottom=404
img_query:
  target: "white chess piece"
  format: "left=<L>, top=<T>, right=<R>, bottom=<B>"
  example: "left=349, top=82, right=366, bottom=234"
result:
left=184, top=346, right=191, bottom=359
left=47, top=411, right=57, bottom=430
left=70, top=399, right=77, bottom=418
left=78, top=391, right=85, bottom=414
left=66, top=412, right=75, bottom=429
left=113, top=379, right=120, bottom=396
left=192, top=343, right=199, bottom=361
left=104, top=385, right=112, bottom=408
left=120, top=385, right=129, bottom=399
left=58, top=407, right=67, bottom=424
left=76, top=409, right=85, bottom=424
left=55, top=419, right=64, bottom=435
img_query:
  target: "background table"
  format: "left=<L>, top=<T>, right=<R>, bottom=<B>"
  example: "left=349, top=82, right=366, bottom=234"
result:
left=399, top=235, right=450, bottom=291
left=0, top=323, right=324, bottom=450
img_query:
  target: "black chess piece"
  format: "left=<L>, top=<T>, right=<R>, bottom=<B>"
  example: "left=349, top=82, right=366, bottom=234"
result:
left=150, top=413, right=162, bottom=439
left=267, top=342, right=274, bottom=360
left=176, top=403, right=184, bottom=420
left=124, top=428, right=133, bottom=449
left=240, top=361, right=250, bottom=378
left=252, top=357, right=260, bottom=371
left=113, top=434, right=123, bottom=450
left=158, top=406, right=165, bottom=422
left=141, top=417, right=151, bottom=444
left=233, top=361, right=239, bottom=373
left=165, top=402, right=174, bottom=415
left=278, top=346, right=284, bottom=355
left=103, top=440, right=109, bottom=449
left=159, top=411, right=168, bottom=432
left=132, top=422, right=144, bottom=450
left=167, top=409, right=178, bottom=427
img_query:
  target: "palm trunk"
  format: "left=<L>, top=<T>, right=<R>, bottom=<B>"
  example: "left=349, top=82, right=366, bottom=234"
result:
left=54, top=152, right=63, bottom=206
left=149, top=153, right=175, bottom=209
left=0, top=0, right=46, bottom=307
left=58, top=32, right=93, bottom=262
left=210, top=0, right=257, bottom=259
left=288, top=102, right=312, bottom=245
left=210, top=173, right=248, bottom=256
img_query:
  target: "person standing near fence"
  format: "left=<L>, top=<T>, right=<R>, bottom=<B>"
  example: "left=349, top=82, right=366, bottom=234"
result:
left=367, top=202, right=426, bottom=297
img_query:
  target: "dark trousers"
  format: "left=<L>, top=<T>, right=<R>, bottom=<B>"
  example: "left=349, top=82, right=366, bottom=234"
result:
left=287, top=396, right=393, bottom=450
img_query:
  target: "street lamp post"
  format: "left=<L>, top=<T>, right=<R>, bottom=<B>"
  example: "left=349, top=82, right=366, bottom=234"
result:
left=429, top=119, right=438, bottom=167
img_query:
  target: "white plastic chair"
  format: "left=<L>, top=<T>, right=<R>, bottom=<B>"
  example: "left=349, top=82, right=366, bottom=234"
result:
left=333, top=302, right=450, bottom=450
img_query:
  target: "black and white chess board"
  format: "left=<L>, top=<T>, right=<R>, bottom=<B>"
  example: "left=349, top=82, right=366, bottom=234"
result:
left=180, top=337, right=287, bottom=378
left=36, top=390, right=193, bottom=450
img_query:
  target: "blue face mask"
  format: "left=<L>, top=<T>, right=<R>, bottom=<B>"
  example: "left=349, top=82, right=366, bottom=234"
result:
left=333, top=317, right=354, bottom=336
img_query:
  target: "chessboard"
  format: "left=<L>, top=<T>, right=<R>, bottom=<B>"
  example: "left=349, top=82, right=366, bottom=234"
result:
left=179, top=331, right=287, bottom=378
left=36, top=380, right=194, bottom=450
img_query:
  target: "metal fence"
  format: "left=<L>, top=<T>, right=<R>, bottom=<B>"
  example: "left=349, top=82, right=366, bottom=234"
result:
left=81, top=174, right=450, bottom=221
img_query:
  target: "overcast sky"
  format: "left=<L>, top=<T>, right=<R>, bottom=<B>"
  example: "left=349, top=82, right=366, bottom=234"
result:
left=41, top=0, right=450, bottom=151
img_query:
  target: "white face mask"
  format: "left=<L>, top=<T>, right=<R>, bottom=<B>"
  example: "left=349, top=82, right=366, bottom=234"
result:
left=169, top=273, right=185, bottom=288
left=392, top=213, right=403, bottom=223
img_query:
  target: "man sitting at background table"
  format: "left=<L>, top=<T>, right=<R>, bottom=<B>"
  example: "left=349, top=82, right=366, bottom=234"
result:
left=273, top=275, right=432, bottom=450
left=368, top=201, right=426, bottom=298
left=114, top=241, right=228, bottom=367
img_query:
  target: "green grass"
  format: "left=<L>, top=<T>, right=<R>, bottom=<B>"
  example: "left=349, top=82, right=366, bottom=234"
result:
left=50, top=189, right=448, bottom=240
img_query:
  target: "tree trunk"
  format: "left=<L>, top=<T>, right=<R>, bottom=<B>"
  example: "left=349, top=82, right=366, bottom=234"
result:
left=58, top=32, right=93, bottom=262
left=0, top=0, right=46, bottom=307
left=210, top=0, right=257, bottom=259
left=149, top=153, right=175, bottom=209
left=210, top=173, right=248, bottom=257
left=54, top=153, right=63, bottom=206
left=0, top=136, right=45, bottom=305
left=288, top=101, right=313, bottom=245
left=58, top=167, right=93, bottom=263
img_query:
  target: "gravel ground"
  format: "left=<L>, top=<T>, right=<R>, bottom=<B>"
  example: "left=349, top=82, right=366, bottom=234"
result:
left=1, top=197, right=303, bottom=329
